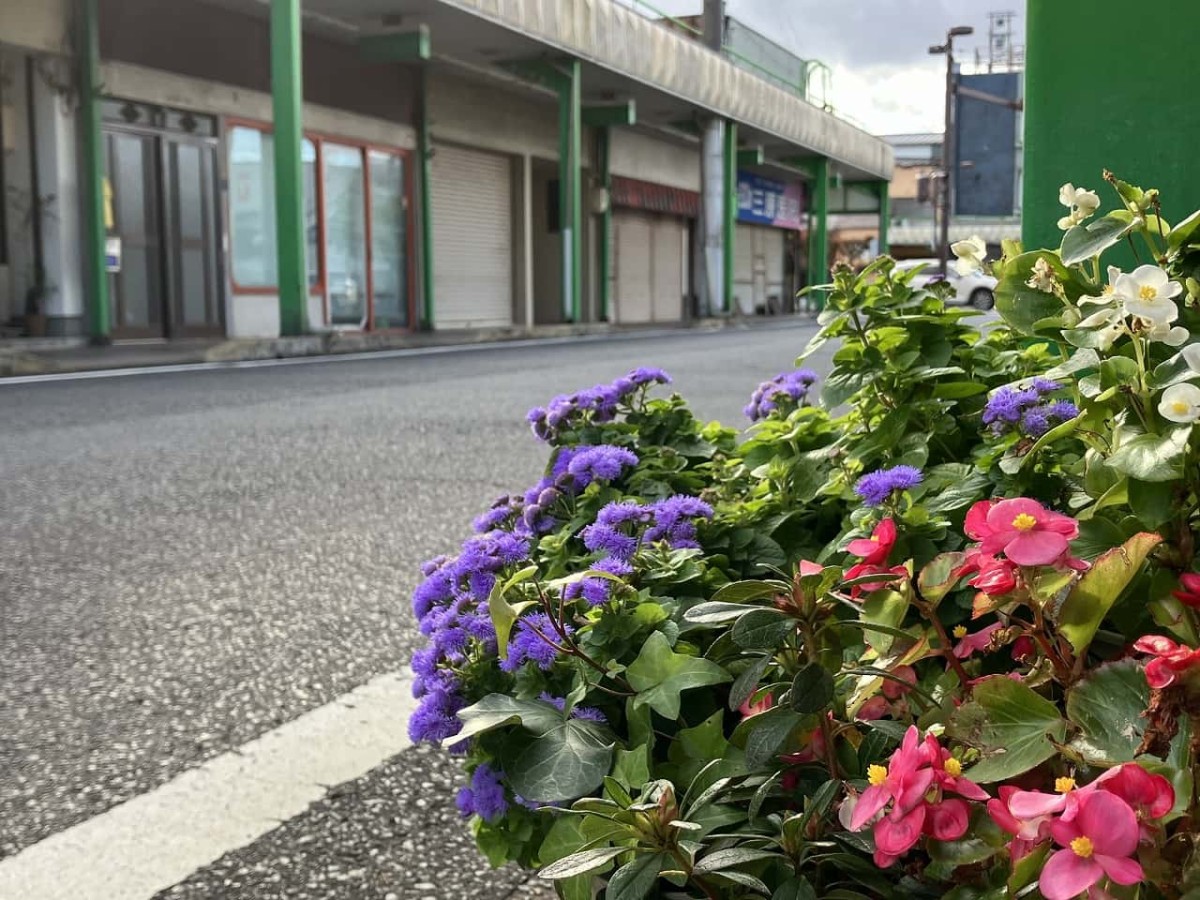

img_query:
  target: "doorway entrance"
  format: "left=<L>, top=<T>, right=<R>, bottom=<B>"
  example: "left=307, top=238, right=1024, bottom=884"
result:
left=102, top=100, right=223, bottom=338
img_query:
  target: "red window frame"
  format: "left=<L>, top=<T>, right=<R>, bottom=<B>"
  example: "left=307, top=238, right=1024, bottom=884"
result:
left=225, top=118, right=416, bottom=332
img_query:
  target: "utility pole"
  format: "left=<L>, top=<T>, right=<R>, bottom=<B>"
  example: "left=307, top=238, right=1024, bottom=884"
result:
left=930, top=25, right=973, bottom=276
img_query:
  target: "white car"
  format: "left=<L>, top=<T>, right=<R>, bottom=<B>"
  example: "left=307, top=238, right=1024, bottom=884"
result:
left=894, top=258, right=997, bottom=310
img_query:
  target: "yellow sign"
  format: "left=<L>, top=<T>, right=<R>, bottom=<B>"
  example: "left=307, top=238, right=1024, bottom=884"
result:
left=103, top=176, right=114, bottom=230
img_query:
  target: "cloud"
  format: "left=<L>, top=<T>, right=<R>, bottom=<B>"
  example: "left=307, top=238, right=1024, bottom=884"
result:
left=628, top=0, right=1026, bottom=133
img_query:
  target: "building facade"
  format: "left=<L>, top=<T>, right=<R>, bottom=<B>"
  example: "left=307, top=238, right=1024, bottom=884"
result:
left=0, top=0, right=892, bottom=343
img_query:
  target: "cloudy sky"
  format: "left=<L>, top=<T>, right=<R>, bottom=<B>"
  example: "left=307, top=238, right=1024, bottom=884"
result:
left=634, top=0, right=1026, bottom=135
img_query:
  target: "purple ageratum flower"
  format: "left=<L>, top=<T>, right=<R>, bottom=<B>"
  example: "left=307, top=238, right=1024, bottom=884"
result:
left=525, top=369, right=673, bottom=443
left=407, top=686, right=465, bottom=743
left=745, top=369, right=819, bottom=421
left=456, top=763, right=509, bottom=822
left=500, top=612, right=573, bottom=673
left=565, top=445, right=639, bottom=488
left=625, top=367, right=672, bottom=388
left=982, top=386, right=1039, bottom=427
left=1046, top=400, right=1079, bottom=421
left=563, top=556, right=634, bottom=606
left=473, top=498, right=518, bottom=534
left=1030, top=377, right=1062, bottom=394
left=581, top=523, right=639, bottom=560
left=854, top=465, right=924, bottom=507
left=538, top=693, right=608, bottom=724
left=645, top=495, right=714, bottom=549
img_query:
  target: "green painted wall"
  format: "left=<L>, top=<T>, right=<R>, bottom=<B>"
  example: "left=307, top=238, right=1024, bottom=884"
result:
left=1023, top=0, right=1200, bottom=259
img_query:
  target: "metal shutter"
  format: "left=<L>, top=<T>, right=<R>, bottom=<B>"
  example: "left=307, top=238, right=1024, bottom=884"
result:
left=651, top=217, right=685, bottom=323
left=431, top=144, right=512, bottom=328
left=614, top=211, right=653, bottom=324
left=732, top=222, right=757, bottom=315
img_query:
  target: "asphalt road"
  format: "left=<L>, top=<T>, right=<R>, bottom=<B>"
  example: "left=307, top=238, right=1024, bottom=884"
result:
left=0, top=321, right=832, bottom=897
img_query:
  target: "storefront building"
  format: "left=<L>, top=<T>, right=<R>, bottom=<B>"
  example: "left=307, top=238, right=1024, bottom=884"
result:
left=732, top=171, right=805, bottom=315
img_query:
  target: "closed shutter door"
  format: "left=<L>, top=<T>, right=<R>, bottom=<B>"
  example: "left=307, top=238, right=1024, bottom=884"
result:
left=651, top=217, right=685, bottom=323
left=764, top=229, right=786, bottom=312
left=431, top=144, right=511, bottom=328
left=614, top=211, right=653, bottom=324
left=732, top=222, right=756, bottom=315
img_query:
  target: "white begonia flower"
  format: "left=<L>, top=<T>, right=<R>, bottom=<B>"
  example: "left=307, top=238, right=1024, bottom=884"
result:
left=951, top=235, right=987, bottom=276
left=1184, top=343, right=1200, bottom=374
left=1026, top=257, right=1060, bottom=295
left=1057, top=183, right=1102, bottom=230
left=1159, top=382, right=1200, bottom=424
left=1143, top=320, right=1191, bottom=347
left=1116, top=265, right=1183, bottom=325
left=1079, top=265, right=1123, bottom=305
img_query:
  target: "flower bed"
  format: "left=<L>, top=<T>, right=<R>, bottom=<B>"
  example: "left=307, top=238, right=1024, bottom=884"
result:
left=409, top=176, right=1200, bottom=899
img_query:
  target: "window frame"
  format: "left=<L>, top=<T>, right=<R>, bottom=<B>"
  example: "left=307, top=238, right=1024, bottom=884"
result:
left=225, top=118, right=415, bottom=332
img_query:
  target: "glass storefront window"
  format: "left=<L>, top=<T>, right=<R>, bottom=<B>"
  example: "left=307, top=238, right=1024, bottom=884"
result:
left=369, top=151, right=408, bottom=329
left=322, top=143, right=367, bottom=327
left=303, top=139, right=319, bottom=289
left=228, top=126, right=277, bottom=288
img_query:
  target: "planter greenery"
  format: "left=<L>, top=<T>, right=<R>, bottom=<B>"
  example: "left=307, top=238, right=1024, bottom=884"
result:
left=409, top=174, right=1200, bottom=899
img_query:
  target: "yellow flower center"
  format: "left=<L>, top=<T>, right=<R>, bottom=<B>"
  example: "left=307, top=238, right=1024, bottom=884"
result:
left=1102, top=284, right=1114, bottom=295
left=1172, top=401, right=1191, bottom=415
left=953, top=625, right=968, bottom=639
left=1056, top=777, right=1076, bottom=793
left=867, top=764, right=888, bottom=786
left=1071, top=836, right=1094, bottom=859
left=1139, top=284, right=1158, bottom=301
left=1012, top=513, right=1038, bottom=532
left=870, top=535, right=880, bottom=542
left=943, top=758, right=963, bottom=778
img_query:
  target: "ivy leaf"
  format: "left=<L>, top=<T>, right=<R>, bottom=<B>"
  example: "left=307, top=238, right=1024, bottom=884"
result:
left=626, top=631, right=732, bottom=719
left=1057, top=532, right=1162, bottom=655
left=1107, top=428, right=1190, bottom=482
left=1066, top=659, right=1149, bottom=765
left=1060, top=212, right=1132, bottom=266
left=732, top=609, right=796, bottom=650
left=455, top=694, right=565, bottom=742
left=606, top=852, right=665, bottom=900
left=506, top=719, right=615, bottom=803
left=949, top=676, right=1067, bottom=782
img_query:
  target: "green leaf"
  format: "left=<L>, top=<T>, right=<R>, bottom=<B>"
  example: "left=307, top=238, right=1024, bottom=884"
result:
left=1066, top=659, right=1149, bottom=765
left=488, top=569, right=538, bottom=660
left=1150, top=350, right=1200, bottom=389
left=743, top=706, right=805, bottom=769
left=772, top=877, right=817, bottom=900
left=710, top=870, right=771, bottom=896
left=790, top=663, right=835, bottom=714
left=606, top=852, right=665, bottom=900
left=626, top=631, right=732, bottom=719
left=693, top=847, right=783, bottom=874
left=1057, top=532, right=1162, bottom=655
left=1060, top=213, right=1132, bottom=266
left=926, top=810, right=1005, bottom=877
left=711, top=580, right=788, bottom=604
left=685, top=601, right=762, bottom=625
left=1168, top=209, right=1200, bottom=251
left=611, top=745, right=652, bottom=790
left=1108, top=428, right=1190, bottom=482
left=932, top=381, right=990, bottom=400
left=1129, top=478, right=1175, bottom=530
left=732, top=608, right=796, bottom=650
left=456, top=694, right=564, bottom=742
left=860, top=589, right=910, bottom=654
left=730, top=654, right=774, bottom=711
left=916, top=552, right=965, bottom=606
left=507, top=719, right=615, bottom=802
left=539, top=845, right=628, bottom=880
left=994, top=251, right=1073, bottom=335
left=950, top=675, right=1067, bottom=782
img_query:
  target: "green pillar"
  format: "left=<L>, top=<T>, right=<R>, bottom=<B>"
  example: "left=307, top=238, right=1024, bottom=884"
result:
left=271, top=0, right=307, bottom=335
left=81, top=0, right=110, bottom=343
left=807, top=157, right=829, bottom=292
left=722, top=121, right=737, bottom=314
left=877, top=180, right=890, bottom=255
left=597, top=127, right=611, bottom=322
left=557, top=60, right=582, bottom=323
left=418, top=68, right=434, bottom=329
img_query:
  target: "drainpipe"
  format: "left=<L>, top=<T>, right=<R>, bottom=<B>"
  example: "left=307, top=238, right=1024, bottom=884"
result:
left=80, top=0, right=111, bottom=343
left=270, top=0, right=307, bottom=335
left=418, top=66, right=434, bottom=329
left=556, top=60, right=582, bottom=323
left=807, top=157, right=829, bottom=306
left=877, top=180, right=890, bottom=254
left=698, top=0, right=726, bottom=317
left=722, top=120, right=736, bottom=314
left=596, top=126, right=611, bottom=322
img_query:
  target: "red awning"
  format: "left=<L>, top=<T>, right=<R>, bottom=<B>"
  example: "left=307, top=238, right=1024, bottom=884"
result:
left=610, top=175, right=700, bottom=218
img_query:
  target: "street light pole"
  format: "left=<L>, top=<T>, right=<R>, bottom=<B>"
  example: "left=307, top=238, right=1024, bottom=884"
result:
left=931, top=25, right=973, bottom=276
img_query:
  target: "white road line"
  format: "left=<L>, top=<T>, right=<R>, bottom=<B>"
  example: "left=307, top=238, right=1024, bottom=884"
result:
left=1, top=322, right=803, bottom=387
left=0, top=670, right=419, bottom=900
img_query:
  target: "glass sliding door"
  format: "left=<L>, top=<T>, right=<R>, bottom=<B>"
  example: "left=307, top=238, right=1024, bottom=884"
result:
left=322, top=143, right=367, bottom=327
left=369, top=151, right=409, bottom=329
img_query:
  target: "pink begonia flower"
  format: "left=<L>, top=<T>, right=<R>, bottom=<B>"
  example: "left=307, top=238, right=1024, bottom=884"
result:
left=1039, top=791, right=1144, bottom=900
left=855, top=695, right=890, bottom=721
left=953, top=622, right=1004, bottom=659
left=1172, top=573, right=1200, bottom=609
left=965, top=498, right=1080, bottom=566
left=955, top=548, right=1020, bottom=597
left=1094, top=762, right=1175, bottom=838
left=849, top=726, right=987, bottom=867
left=798, top=559, right=823, bottom=577
left=846, top=518, right=897, bottom=565
left=882, top=665, right=917, bottom=700
left=845, top=563, right=909, bottom=599
left=1133, top=635, right=1200, bottom=689
left=1011, top=636, right=1036, bottom=662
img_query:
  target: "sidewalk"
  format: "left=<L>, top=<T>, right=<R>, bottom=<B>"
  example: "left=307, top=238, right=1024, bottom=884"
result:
left=0, top=315, right=817, bottom=378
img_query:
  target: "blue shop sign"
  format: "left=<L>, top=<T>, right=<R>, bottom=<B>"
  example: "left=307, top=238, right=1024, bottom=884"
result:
left=737, top=171, right=804, bottom=229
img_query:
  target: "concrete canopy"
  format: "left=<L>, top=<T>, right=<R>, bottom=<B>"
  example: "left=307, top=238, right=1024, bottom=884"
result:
left=292, top=0, right=894, bottom=184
